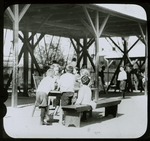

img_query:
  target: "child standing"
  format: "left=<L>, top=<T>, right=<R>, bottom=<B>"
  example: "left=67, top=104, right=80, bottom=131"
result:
left=35, top=68, right=55, bottom=125
left=117, top=66, right=127, bottom=98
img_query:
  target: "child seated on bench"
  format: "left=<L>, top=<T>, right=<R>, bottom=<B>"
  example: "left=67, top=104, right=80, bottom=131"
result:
left=74, top=75, right=94, bottom=121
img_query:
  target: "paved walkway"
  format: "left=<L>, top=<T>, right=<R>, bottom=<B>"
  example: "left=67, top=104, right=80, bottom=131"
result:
left=3, top=92, right=147, bottom=139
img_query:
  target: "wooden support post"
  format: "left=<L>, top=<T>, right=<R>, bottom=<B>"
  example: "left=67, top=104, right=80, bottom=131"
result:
left=138, top=23, right=146, bottom=45
left=19, top=33, right=42, bottom=75
left=70, top=38, right=78, bottom=53
left=26, top=42, right=42, bottom=76
left=77, top=52, right=84, bottom=68
left=108, top=37, right=124, bottom=53
left=23, top=31, right=29, bottom=96
left=19, top=4, right=31, bottom=22
left=144, top=26, right=148, bottom=95
left=94, top=10, right=99, bottom=100
left=122, top=37, right=128, bottom=66
left=127, top=38, right=140, bottom=53
left=87, top=51, right=95, bottom=71
left=5, top=33, right=44, bottom=89
left=83, top=36, right=87, bottom=66
left=76, top=38, right=80, bottom=69
left=31, top=33, right=34, bottom=88
left=82, top=7, right=97, bottom=37
left=11, top=5, right=19, bottom=107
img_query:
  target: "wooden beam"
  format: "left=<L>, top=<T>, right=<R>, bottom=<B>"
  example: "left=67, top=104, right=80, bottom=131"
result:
left=31, top=33, right=34, bottom=88
left=83, top=37, right=87, bottom=66
left=28, top=14, right=52, bottom=41
left=144, top=26, right=148, bottom=95
left=44, top=21, right=87, bottom=31
left=6, top=33, right=44, bottom=89
left=136, top=35, right=146, bottom=45
left=5, top=7, right=15, bottom=22
left=82, top=6, right=97, bottom=37
left=33, top=34, right=45, bottom=49
left=108, top=37, right=124, bottom=53
left=19, top=33, right=42, bottom=75
left=19, top=4, right=31, bottom=22
left=77, top=52, right=84, bottom=68
left=87, top=51, right=95, bottom=71
left=78, top=4, right=146, bottom=24
left=19, top=33, right=44, bottom=50
left=107, top=58, right=123, bottom=91
left=141, top=59, right=145, bottom=68
left=26, top=42, right=42, bottom=75
left=98, top=14, right=109, bottom=37
left=23, top=30, right=29, bottom=96
left=5, top=42, right=25, bottom=90
left=12, top=4, right=19, bottom=107
left=94, top=10, right=100, bottom=100
left=127, top=38, right=140, bottom=53
left=70, top=38, right=78, bottom=53
left=73, top=37, right=83, bottom=49
left=138, top=23, right=146, bottom=45
left=76, top=14, right=96, bottom=36
left=87, top=38, right=95, bottom=48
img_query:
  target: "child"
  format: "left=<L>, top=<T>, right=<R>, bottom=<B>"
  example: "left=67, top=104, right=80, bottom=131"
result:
left=75, top=75, right=95, bottom=121
left=35, top=68, right=55, bottom=125
left=117, top=66, right=127, bottom=98
left=57, top=65, right=75, bottom=106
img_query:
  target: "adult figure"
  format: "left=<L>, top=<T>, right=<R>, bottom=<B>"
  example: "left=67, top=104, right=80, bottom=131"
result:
left=117, top=66, right=127, bottom=98
left=58, top=59, right=66, bottom=74
left=125, top=65, right=133, bottom=92
left=131, top=65, right=139, bottom=92
left=68, top=57, right=77, bottom=74
left=137, top=69, right=144, bottom=92
left=99, top=66, right=106, bottom=85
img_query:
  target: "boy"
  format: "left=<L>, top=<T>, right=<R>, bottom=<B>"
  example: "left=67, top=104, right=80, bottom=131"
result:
left=57, top=65, right=75, bottom=106
left=75, top=75, right=93, bottom=121
left=35, top=68, right=55, bottom=125
left=117, top=66, right=127, bottom=98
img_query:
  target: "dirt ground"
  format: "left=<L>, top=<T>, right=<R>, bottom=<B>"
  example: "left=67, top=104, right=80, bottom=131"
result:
left=3, top=91, right=148, bottom=139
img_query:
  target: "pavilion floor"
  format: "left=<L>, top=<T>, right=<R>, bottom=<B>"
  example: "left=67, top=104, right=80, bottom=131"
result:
left=3, top=91, right=147, bottom=139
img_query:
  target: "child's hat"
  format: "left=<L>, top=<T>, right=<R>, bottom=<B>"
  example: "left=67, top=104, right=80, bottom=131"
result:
left=81, top=75, right=90, bottom=85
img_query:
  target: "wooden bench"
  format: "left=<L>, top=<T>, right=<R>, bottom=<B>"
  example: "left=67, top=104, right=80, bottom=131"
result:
left=61, top=98, right=121, bottom=127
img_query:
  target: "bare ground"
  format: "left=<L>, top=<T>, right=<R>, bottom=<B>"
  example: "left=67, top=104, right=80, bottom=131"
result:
left=3, top=92, right=147, bottom=139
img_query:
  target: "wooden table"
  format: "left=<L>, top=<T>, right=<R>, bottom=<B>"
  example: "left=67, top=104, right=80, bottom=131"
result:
left=48, top=91, right=62, bottom=123
left=48, top=90, right=62, bottom=96
left=74, top=87, right=97, bottom=100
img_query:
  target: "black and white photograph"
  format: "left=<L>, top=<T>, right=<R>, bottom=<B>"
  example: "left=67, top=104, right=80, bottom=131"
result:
left=2, top=3, right=148, bottom=139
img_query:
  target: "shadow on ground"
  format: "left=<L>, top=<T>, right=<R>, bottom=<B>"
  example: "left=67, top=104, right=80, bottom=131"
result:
left=66, top=111, right=124, bottom=128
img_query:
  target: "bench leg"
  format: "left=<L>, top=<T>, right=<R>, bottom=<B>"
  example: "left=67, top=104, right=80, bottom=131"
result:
left=105, top=105, right=118, bottom=117
left=32, top=104, right=36, bottom=117
left=88, top=109, right=93, bottom=118
left=64, top=111, right=81, bottom=127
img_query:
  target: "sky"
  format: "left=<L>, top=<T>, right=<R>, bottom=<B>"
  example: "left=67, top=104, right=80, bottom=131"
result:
left=97, top=4, right=146, bottom=20
left=3, top=4, right=146, bottom=65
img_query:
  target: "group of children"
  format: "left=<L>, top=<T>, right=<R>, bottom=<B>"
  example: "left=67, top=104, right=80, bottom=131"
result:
left=35, top=62, right=94, bottom=125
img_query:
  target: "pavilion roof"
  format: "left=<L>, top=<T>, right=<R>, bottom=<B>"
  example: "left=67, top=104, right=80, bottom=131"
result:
left=4, top=4, right=147, bottom=39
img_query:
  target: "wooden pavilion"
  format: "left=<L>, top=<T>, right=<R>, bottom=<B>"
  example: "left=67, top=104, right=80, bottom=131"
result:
left=3, top=4, right=148, bottom=107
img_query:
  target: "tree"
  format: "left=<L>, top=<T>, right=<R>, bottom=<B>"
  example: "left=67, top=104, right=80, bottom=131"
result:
left=34, top=36, right=65, bottom=70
